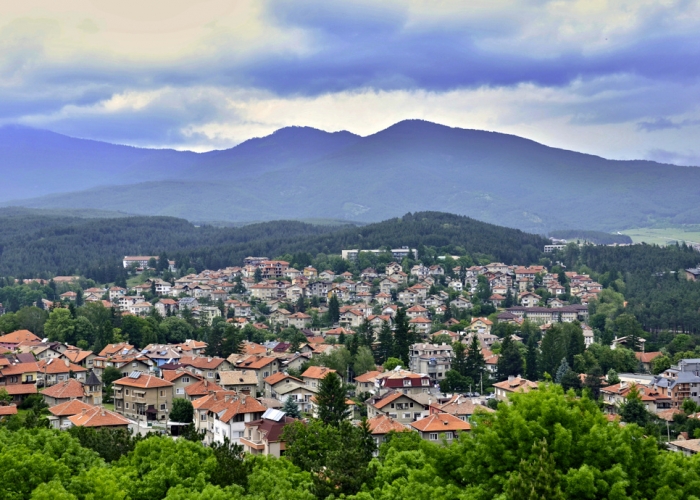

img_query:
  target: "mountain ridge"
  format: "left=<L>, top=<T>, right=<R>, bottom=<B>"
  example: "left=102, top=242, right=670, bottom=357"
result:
left=3, top=120, right=700, bottom=232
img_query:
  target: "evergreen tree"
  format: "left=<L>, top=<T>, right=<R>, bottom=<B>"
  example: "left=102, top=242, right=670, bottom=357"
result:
left=560, top=369, right=582, bottom=392
left=497, top=334, right=523, bottom=381
left=540, top=325, right=565, bottom=377
left=170, top=398, right=194, bottom=423
left=376, top=321, right=394, bottom=364
left=525, top=334, right=540, bottom=381
left=620, top=386, right=649, bottom=426
left=392, top=307, right=413, bottom=366
left=253, top=267, right=262, bottom=283
left=505, top=439, right=565, bottom=500
left=316, top=372, right=349, bottom=427
left=584, top=364, right=603, bottom=400
left=554, top=358, right=569, bottom=384
left=328, top=294, right=340, bottom=324
left=465, top=335, right=486, bottom=384
left=282, top=397, right=302, bottom=419
left=295, top=295, right=305, bottom=313
left=607, top=368, right=620, bottom=385
left=452, top=341, right=467, bottom=377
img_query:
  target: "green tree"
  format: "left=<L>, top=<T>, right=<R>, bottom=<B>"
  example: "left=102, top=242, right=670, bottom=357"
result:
left=583, top=364, right=603, bottom=400
left=376, top=321, right=394, bottom=364
left=44, top=308, right=75, bottom=343
left=282, top=397, right=302, bottom=419
left=619, top=386, right=649, bottom=426
left=171, top=398, right=194, bottom=423
left=505, top=439, right=565, bottom=500
left=0, top=388, right=11, bottom=405
left=328, top=294, right=340, bottom=324
left=384, top=357, right=403, bottom=371
left=440, top=369, right=472, bottom=393
left=497, top=334, right=523, bottom=381
left=607, top=368, right=620, bottom=385
left=652, top=355, right=672, bottom=375
left=392, top=307, right=413, bottom=365
left=353, top=346, right=376, bottom=376
left=525, top=334, right=539, bottom=381
left=554, top=358, right=570, bottom=384
left=316, top=372, right=349, bottom=427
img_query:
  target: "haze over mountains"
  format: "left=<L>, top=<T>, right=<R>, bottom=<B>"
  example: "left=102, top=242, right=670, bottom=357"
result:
left=2, top=120, right=699, bottom=233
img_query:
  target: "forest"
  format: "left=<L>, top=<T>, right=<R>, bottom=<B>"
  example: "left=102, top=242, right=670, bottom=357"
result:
left=548, top=229, right=633, bottom=245
left=2, top=384, right=700, bottom=500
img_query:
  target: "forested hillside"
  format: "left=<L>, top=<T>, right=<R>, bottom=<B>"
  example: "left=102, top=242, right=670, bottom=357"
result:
left=548, top=230, right=633, bottom=245
left=0, top=211, right=547, bottom=280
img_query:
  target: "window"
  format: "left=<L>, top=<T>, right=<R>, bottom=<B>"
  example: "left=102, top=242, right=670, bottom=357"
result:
left=403, top=380, right=411, bottom=387
left=410, top=403, right=414, bottom=408
left=429, top=433, right=438, bottom=441
left=132, top=362, right=137, bottom=367
left=389, top=413, right=397, bottom=419
left=445, top=432, right=454, bottom=440
left=421, top=379, right=429, bottom=386
left=160, top=390, right=164, bottom=397
left=160, top=404, right=166, bottom=410
left=403, top=413, right=411, bottom=419
left=207, top=372, right=214, bottom=378
left=201, top=414, right=207, bottom=421
left=125, top=403, right=129, bottom=409
left=125, top=390, right=129, bottom=396
left=390, top=403, right=395, bottom=409
left=183, top=377, right=190, bottom=383
left=176, top=388, right=184, bottom=394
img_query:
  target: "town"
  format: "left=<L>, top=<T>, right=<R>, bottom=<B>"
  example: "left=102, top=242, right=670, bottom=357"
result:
left=2, top=247, right=699, bottom=460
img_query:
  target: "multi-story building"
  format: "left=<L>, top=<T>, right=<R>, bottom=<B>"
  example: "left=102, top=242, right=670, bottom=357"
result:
left=409, top=343, right=453, bottom=382
left=112, top=373, right=173, bottom=423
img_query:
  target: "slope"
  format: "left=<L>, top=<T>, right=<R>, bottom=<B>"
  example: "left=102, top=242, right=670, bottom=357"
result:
left=7, top=120, right=700, bottom=232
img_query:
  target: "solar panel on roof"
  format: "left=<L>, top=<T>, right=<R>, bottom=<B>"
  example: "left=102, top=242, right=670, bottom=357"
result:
left=129, top=371, right=141, bottom=379
left=262, top=408, right=285, bottom=421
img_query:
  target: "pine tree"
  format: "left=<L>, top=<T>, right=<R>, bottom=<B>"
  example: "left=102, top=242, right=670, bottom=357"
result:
left=328, top=294, right=340, bottom=324
left=296, top=295, right=305, bottom=313
left=453, top=341, right=467, bottom=376
left=554, top=358, right=569, bottom=384
left=465, top=335, right=486, bottom=383
left=497, top=334, right=523, bottom=381
left=316, top=372, right=349, bottom=427
left=376, top=321, right=394, bottom=364
left=282, top=397, right=302, bottom=419
left=505, top=439, right=565, bottom=500
left=392, top=308, right=413, bottom=366
left=525, top=334, right=540, bottom=381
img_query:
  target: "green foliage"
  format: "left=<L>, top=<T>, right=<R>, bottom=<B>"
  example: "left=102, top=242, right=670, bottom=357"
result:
left=619, top=386, right=650, bottom=427
left=316, top=372, right=349, bottom=427
left=505, top=439, right=565, bottom=500
left=282, top=397, right=302, bottom=419
left=170, top=398, right=194, bottom=424
left=353, top=346, right=376, bottom=376
left=497, top=334, right=523, bottom=381
left=383, top=357, right=403, bottom=371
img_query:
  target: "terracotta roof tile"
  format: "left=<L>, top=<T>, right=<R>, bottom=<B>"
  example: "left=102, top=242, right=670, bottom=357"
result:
left=410, top=413, right=471, bottom=432
left=49, top=399, right=94, bottom=416
left=0, top=330, right=41, bottom=344
left=301, top=366, right=336, bottom=379
left=69, top=406, right=130, bottom=427
left=113, top=373, right=173, bottom=389
left=366, top=414, right=409, bottom=435
left=42, top=378, right=85, bottom=399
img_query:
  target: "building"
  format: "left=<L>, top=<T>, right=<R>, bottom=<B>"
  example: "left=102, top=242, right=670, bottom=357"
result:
left=219, top=370, right=259, bottom=394
left=301, top=366, right=337, bottom=393
left=263, top=373, right=314, bottom=413
left=430, top=394, right=495, bottom=421
left=47, top=399, right=95, bottom=429
left=365, top=414, right=410, bottom=452
left=366, top=391, right=430, bottom=425
left=409, top=343, right=453, bottom=382
left=241, top=408, right=298, bottom=457
left=410, top=413, right=471, bottom=443
left=123, top=256, right=157, bottom=268
left=493, top=376, right=538, bottom=401
left=68, top=406, right=131, bottom=429
left=41, top=378, right=87, bottom=407
left=341, top=247, right=417, bottom=261
left=113, top=373, right=174, bottom=422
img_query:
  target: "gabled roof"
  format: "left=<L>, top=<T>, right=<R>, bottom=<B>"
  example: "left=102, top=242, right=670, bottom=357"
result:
left=354, top=370, right=383, bottom=383
left=0, top=330, right=41, bottom=344
left=69, top=406, right=130, bottom=427
left=3, top=384, right=37, bottom=395
left=410, top=413, right=471, bottom=432
left=49, top=399, right=94, bottom=416
left=63, top=350, right=93, bottom=364
left=1, top=361, right=39, bottom=376
left=99, top=343, right=134, bottom=357
left=0, top=405, right=18, bottom=416
left=42, top=378, right=85, bottom=399
left=162, top=369, right=201, bottom=382
left=366, top=414, right=409, bottom=435
left=220, top=370, right=260, bottom=386
left=38, top=358, right=87, bottom=374
left=113, top=373, right=173, bottom=389
left=179, top=355, right=226, bottom=370
left=185, top=379, right=223, bottom=396
left=301, top=366, right=336, bottom=380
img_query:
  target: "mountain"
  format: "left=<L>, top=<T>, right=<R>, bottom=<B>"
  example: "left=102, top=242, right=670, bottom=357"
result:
left=4, top=120, right=700, bottom=232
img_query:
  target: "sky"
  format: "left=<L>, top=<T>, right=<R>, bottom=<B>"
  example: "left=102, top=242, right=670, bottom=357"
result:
left=2, top=0, right=700, bottom=164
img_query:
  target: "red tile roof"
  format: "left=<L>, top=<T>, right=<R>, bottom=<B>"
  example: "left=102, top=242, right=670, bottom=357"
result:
left=185, top=379, right=223, bottom=397
left=49, top=399, right=94, bottom=416
left=69, top=406, right=130, bottom=427
left=366, top=414, right=409, bottom=435
left=0, top=405, right=18, bottom=415
left=301, top=366, right=336, bottom=380
left=42, top=378, right=85, bottom=399
left=0, top=330, right=41, bottom=344
left=410, top=413, right=471, bottom=432
left=113, top=373, right=173, bottom=389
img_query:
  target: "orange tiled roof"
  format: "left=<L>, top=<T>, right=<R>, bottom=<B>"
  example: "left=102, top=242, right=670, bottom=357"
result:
left=264, top=372, right=302, bottom=385
left=113, top=373, right=173, bottom=389
left=49, top=399, right=94, bottom=416
left=366, top=414, right=409, bottom=435
left=301, top=366, right=336, bottom=380
left=1, top=362, right=39, bottom=376
left=0, top=330, right=41, bottom=344
left=37, top=358, right=87, bottom=374
left=42, top=378, right=85, bottom=399
left=69, top=406, right=130, bottom=427
left=410, top=413, right=471, bottom=432
left=185, top=379, right=223, bottom=396
left=0, top=405, right=18, bottom=415
left=354, top=370, right=382, bottom=383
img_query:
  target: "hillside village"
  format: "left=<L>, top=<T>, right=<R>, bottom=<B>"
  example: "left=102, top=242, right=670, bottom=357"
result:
left=1, top=250, right=700, bottom=455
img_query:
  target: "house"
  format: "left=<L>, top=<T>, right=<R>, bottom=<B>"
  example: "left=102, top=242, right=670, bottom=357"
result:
left=493, top=376, right=538, bottom=401
left=601, top=382, right=671, bottom=414
left=185, top=379, right=224, bottom=401
left=155, top=299, right=179, bottom=316
left=69, top=406, right=130, bottom=429
left=37, top=358, right=87, bottom=386
left=163, top=369, right=200, bottom=398
left=406, top=305, right=429, bottom=319
left=99, top=343, right=135, bottom=357
left=123, top=256, right=157, bottom=268
left=410, top=413, right=471, bottom=443
left=469, top=317, right=493, bottom=334
left=230, top=356, right=281, bottom=392
left=287, top=312, right=312, bottom=329
left=301, top=366, right=337, bottom=392
left=365, top=414, right=410, bottom=451
left=113, top=373, right=174, bottom=422
left=219, top=370, right=259, bottom=394
left=409, top=343, right=453, bottom=382
left=635, top=352, right=663, bottom=373
left=264, top=372, right=314, bottom=413
left=518, top=292, right=541, bottom=308
left=129, top=301, right=152, bottom=316
left=242, top=408, right=298, bottom=457
left=207, top=393, right=267, bottom=445
left=354, top=370, right=383, bottom=394
left=41, top=378, right=87, bottom=407
left=83, top=370, right=103, bottom=405
left=0, top=361, right=39, bottom=385
left=3, top=383, right=37, bottom=404
left=47, top=399, right=95, bottom=430
left=430, top=394, right=495, bottom=421
left=0, top=330, right=41, bottom=345
left=366, top=391, right=429, bottom=425
left=669, top=438, right=700, bottom=456
left=377, top=369, right=432, bottom=394
left=408, top=316, right=432, bottom=336
left=179, top=356, right=231, bottom=380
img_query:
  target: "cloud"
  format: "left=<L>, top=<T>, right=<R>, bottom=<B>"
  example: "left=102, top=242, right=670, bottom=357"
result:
left=646, top=148, right=700, bottom=166
left=637, top=118, right=700, bottom=132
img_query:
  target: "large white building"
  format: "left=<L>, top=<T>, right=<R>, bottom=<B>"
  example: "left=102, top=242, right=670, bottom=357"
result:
left=341, top=247, right=417, bottom=261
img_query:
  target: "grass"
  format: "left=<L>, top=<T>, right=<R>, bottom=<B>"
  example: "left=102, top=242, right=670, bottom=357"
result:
left=621, top=226, right=700, bottom=246
left=102, top=402, right=115, bottom=411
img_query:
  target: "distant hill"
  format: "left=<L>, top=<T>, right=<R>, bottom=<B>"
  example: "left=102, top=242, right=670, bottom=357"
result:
left=4, top=120, right=700, bottom=232
left=0, top=211, right=547, bottom=280
left=548, top=230, right=633, bottom=245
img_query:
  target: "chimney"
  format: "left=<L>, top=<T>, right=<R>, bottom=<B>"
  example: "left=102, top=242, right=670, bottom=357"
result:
left=81, top=408, right=87, bottom=415
left=225, top=395, right=230, bottom=402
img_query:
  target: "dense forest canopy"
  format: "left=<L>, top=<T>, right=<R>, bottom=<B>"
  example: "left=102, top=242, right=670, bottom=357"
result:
left=548, top=229, right=633, bottom=245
